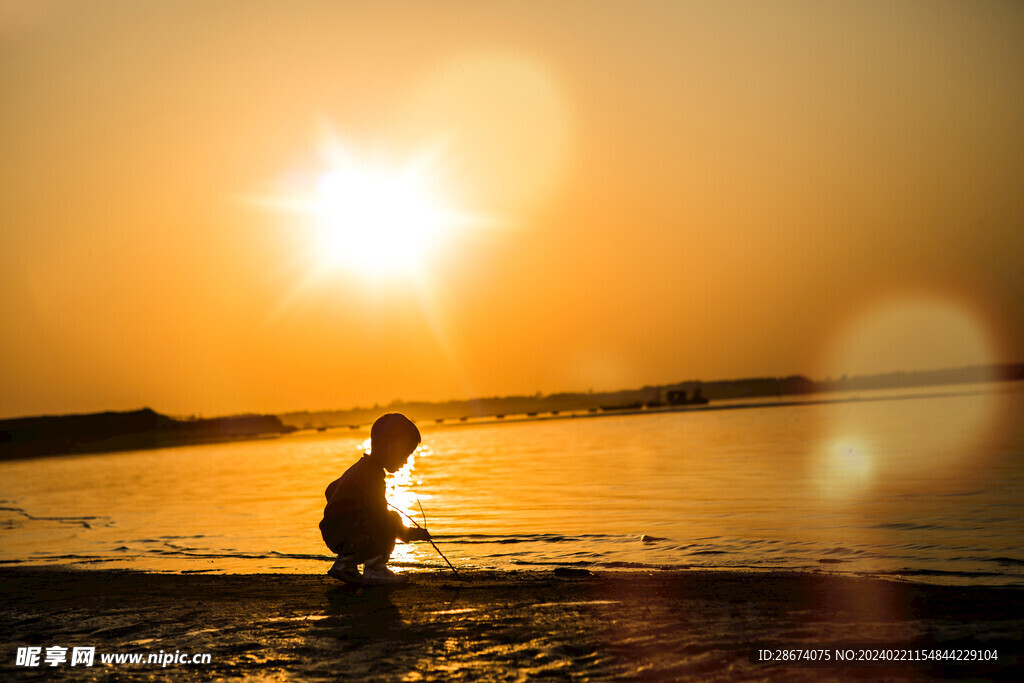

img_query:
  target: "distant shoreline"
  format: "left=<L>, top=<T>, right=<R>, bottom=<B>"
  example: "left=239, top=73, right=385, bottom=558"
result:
left=281, top=362, right=1024, bottom=431
left=409, top=382, right=1020, bottom=433
left=3, top=364, right=1021, bottom=460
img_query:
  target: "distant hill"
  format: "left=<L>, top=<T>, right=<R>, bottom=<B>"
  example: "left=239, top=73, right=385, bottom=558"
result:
left=0, top=408, right=295, bottom=461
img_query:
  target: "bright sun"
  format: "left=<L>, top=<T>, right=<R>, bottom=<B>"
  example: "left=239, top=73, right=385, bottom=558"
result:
left=256, top=134, right=482, bottom=283
left=312, top=155, right=452, bottom=277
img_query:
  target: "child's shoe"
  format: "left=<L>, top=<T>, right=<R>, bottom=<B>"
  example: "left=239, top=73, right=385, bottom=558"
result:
left=327, top=554, right=362, bottom=584
left=361, top=559, right=410, bottom=586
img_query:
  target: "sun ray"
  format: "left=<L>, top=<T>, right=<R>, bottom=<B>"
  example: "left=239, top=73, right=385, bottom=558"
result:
left=241, top=127, right=502, bottom=397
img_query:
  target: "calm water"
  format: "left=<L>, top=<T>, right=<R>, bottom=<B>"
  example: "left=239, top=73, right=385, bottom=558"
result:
left=2, top=383, right=1022, bottom=585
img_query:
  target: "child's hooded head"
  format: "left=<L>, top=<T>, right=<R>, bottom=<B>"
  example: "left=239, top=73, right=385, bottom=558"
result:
left=370, top=413, right=421, bottom=472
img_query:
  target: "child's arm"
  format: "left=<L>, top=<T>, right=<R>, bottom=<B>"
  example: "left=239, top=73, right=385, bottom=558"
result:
left=397, top=524, right=431, bottom=543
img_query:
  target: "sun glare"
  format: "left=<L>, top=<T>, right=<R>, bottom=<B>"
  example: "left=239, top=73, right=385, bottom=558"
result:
left=254, top=133, right=487, bottom=286
left=313, top=158, right=451, bottom=277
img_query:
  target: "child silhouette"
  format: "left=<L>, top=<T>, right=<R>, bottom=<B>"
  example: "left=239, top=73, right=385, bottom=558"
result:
left=319, top=413, right=431, bottom=585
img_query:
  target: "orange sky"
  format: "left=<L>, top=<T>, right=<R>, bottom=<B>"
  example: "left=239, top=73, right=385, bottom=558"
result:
left=2, top=1, right=1023, bottom=419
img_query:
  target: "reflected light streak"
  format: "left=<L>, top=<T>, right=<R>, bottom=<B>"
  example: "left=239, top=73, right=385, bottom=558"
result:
left=386, top=443, right=437, bottom=568
left=387, top=444, right=433, bottom=531
left=342, top=439, right=434, bottom=567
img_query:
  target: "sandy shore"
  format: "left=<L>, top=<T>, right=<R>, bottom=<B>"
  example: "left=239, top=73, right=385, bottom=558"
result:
left=2, top=567, right=1020, bottom=681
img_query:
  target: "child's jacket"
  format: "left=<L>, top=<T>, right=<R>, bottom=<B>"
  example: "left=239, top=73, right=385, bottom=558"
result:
left=319, top=455, right=399, bottom=554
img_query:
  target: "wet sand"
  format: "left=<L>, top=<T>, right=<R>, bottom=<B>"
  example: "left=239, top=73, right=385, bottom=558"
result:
left=1, top=567, right=1020, bottom=681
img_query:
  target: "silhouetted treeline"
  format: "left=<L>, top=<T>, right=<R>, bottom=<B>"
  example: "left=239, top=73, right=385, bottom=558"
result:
left=0, top=408, right=295, bottom=461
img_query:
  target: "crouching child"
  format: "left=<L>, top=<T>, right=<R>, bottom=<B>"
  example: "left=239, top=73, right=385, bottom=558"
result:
left=319, top=413, right=431, bottom=585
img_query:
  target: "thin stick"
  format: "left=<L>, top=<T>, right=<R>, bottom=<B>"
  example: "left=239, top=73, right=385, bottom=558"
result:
left=417, top=500, right=429, bottom=528
left=388, top=501, right=459, bottom=576
left=417, top=500, right=459, bottom=577
left=389, top=505, right=425, bottom=532
left=388, top=502, right=424, bottom=528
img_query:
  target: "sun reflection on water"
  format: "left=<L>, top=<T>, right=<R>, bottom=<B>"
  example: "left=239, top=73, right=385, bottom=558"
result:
left=384, top=443, right=436, bottom=567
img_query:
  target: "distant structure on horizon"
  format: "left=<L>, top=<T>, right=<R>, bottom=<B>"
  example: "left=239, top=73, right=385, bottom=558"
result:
left=280, top=362, right=1024, bottom=430
left=666, top=385, right=707, bottom=406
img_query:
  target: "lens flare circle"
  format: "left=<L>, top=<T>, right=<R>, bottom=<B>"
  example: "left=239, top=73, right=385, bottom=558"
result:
left=817, top=293, right=1004, bottom=498
left=825, top=294, right=998, bottom=378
